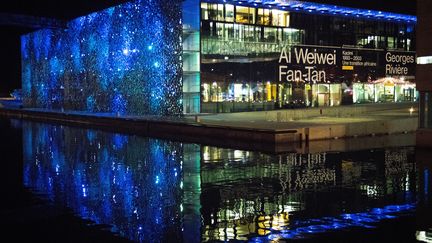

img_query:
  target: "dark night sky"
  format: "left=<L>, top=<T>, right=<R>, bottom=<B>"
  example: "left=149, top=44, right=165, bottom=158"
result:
left=0, top=0, right=416, bottom=95
left=0, top=0, right=128, bottom=95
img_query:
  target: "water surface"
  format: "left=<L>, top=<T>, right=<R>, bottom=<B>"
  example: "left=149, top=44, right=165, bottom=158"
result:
left=7, top=120, right=431, bottom=242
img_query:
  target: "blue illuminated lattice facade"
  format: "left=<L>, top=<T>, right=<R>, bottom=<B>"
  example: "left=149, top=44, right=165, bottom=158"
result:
left=22, top=0, right=183, bottom=116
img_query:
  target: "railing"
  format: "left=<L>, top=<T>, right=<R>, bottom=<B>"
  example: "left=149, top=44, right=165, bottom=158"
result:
left=201, top=37, right=298, bottom=56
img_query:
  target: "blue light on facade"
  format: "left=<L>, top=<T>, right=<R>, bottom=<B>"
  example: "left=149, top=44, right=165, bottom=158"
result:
left=206, top=0, right=417, bottom=23
left=22, top=0, right=183, bottom=116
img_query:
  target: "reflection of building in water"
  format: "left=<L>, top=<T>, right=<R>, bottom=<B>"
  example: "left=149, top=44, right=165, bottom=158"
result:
left=200, top=146, right=417, bottom=241
left=202, top=196, right=302, bottom=241
left=340, top=148, right=415, bottom=198
left=201, top=146, right=335, bottom=192
left=385, top=148, right=416, bottom=195
left=415, top=148, right=432, bottom=240
left=22, top=122, right=184, bottom=242
left=182, top=144, right=202, bottom=243
left=201, top=146, right=335, bottom=241
left=385, top=148, right=413, bottom=176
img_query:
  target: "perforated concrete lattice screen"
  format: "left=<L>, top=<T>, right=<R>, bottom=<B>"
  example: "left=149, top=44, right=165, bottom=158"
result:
left=22, top=0, right=183, bottom=116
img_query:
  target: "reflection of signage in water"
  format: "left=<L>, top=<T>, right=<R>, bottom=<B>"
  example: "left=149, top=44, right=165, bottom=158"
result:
left=385, top=149, right=414, bottom=176
left=278, top=46, right=337, bottom=82
left=293, top=168, right=336, bottom=190
left=285, top=153, right=326, bottom=167
left=281, top=153, right=335, bottom=191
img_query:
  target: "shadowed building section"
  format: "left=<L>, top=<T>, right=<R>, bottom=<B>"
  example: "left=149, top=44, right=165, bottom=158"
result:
left=417, top=0, right=432, bottom=147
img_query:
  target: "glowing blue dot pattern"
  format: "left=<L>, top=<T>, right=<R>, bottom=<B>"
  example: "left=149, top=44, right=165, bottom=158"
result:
left=21, top=0, right=183, bottom=116
left=22, top=121, right=183, bottom=242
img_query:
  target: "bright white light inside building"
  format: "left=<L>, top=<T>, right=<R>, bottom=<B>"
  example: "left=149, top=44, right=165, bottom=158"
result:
left=417, top=56, right=432, bottom=65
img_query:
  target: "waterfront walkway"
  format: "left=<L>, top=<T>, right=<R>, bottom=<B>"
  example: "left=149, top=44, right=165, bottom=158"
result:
left=0, top=101, right=418, bottom=152
left=195, top=102, right=417, bottom=131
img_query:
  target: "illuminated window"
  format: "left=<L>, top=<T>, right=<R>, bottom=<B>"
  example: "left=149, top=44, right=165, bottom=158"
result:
left=225, top=4, right=234, bottom=22
left=271, top=9, right=290, bottom=27
left=233, top=23, right=242, bottom=40
left=216, top=22, right=224, bottom=39
left=202, top=83, right=210, bottom=102
left=217, top=4, right=224, bottom=21
left=201, top=3, right=222, bottom=21
left=387, top=37, right=395, bottom=49
left=244, top=25, right=255, bottom=41
left=257, top=8, right=270, bottom=25
left=208, top=4, right=217, bottom=20
left=264, top=27, right=277, bottom=42
left=201, top=3, right=208, bottom=20
left=407, top=38, right=411, bottom=50
left=254, top=26, right=262, bottom=42
left=283, top=28, right=301, bottom=43
left=236, top=6, right=254, bottom=24
left=202, top=82, right=225, bottom=102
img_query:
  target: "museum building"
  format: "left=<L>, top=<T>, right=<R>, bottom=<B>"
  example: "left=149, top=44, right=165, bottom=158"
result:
left=22, top=0, right=417, bottom=115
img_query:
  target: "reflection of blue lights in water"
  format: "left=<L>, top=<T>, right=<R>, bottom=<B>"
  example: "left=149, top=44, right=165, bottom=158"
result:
left=250, top=203, right=416, bottom=241
left=113, top=133, right=127, bottom=150
left=22, top=121, right=183, bottom=242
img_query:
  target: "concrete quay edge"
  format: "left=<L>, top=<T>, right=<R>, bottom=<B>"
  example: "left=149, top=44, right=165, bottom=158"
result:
left=0, top=107, right=418, bottom=153
left=0, top=107, right=297, bottom=144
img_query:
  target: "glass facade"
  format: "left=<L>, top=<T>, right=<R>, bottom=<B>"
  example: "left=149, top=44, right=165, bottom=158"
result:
left=353, top=78, right=418, bottom=104
left=183, top=0, right=201, bottom=114
left=199, top=1, right=417, bottom=113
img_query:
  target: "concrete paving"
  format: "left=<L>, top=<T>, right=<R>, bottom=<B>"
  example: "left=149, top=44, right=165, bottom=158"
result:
left=192, top=102, right=418, bottom=131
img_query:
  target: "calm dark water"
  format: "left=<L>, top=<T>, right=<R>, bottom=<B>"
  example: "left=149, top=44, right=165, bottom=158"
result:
left=1, top=119, right=431, bottom=242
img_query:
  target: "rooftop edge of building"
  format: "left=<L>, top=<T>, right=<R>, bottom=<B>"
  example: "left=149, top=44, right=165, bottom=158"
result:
left=204, top=0, right=416, bottom=23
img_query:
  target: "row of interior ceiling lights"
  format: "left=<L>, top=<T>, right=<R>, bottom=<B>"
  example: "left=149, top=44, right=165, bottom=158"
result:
left=208, top=0, right=416, bottom=22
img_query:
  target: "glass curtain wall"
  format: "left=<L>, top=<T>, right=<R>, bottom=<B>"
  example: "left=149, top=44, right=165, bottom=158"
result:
left=183, top=0, right=201, bottom=114
left=201, top=2, right=304, bottom=113
left=200, top=1, right=417, bottom=113
left=353, top=81, right=417, bottom=104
